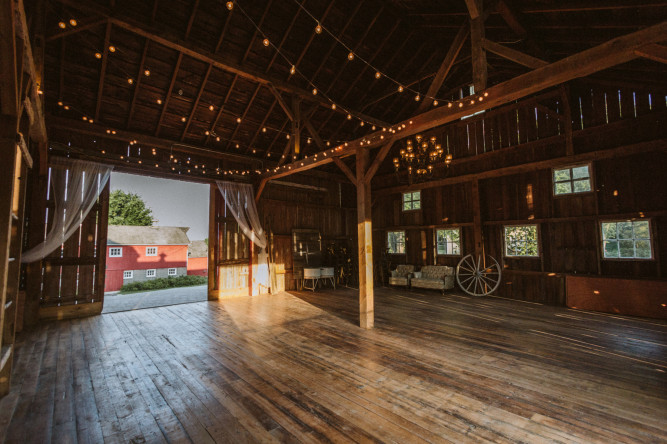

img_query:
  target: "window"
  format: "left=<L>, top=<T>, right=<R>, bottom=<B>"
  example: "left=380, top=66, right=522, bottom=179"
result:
left=387, top=231, right=406, bottom=254
left=109, top=247, right=122, bottom=257
left=601, top=220, right=652, bottom=259
left=504, top=225, right=539, bottom=257
left=402, top=191, right=421, bottom=211
left=553, top=164, right=592, bottom=195
left=123, top=270, right=133, bottom=279
left=146, top=269, right=156, bottom=278
left=146, top=246, right=157, bottom=256
left=168, top=268, right=177, bottom=276
left=436, top=228, right=461, bottom=255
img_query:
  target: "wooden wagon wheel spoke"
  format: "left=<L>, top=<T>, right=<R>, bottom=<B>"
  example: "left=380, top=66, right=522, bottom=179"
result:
left=456, top=254, right=502, bottom=297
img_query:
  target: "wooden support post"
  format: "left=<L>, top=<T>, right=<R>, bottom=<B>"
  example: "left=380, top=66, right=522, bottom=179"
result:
left=471, top=0, right=488, bottom=92
left=95, top=183, right=109, bottom=303
left=291, top=97, right=300, bottom=158
left=471, top=178, right=483, bottom=258
left=356, top=147, right=373, bottom=329
left=208, top=184, right=218, bottom=300
left=560, top=85, right=574, bottom=156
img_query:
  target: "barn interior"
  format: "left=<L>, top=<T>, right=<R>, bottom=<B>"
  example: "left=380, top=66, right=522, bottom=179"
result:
left=1, top=0, right=666, bottom=442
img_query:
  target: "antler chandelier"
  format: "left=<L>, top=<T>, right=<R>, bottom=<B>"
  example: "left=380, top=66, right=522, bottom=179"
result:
left=393, top=135, right=452, bottom=184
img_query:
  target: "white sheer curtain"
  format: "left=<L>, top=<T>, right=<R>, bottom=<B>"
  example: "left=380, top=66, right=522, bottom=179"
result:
left=216, top=181, right=271, bottom=292
left=22, top=158, right=113, bottom=263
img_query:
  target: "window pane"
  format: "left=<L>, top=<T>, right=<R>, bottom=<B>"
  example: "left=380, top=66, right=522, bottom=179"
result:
left=554, top=169, right=570, bottom=181
left=618, top=240, right=634, bottom=258
left=601, top=223, right=616, bottom=239
left=603, top=241, right=619, bottom=258
left=618, top=222, right=633, bottom=239
left=634, top=221, right=650, bottom=239
left=555, top=182, right=572, bottom=195
left=412, top=191, right=420, bottom=201
left=635, top=240, right=651, bottom=258
left=504, top=225, right=538, bottom=257
left=572, top=166, right=589, bottom=179
left=403, top=193, right=410, bottom=203
left=403, top=202, right=411, bottom=211
left=573, top=179, right=591, bottom=192
left=452, top=243, right=460, bottom=255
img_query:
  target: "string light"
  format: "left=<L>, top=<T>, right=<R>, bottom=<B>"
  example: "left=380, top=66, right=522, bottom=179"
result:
left=226, top=1, right=233, bottom=10
left=262, top=38, right=270, bottom=47
left=398, top=85, right=404, bottom=93
left=236, top=117, right=242, bottom=123
left=108, top=45, right=116, bottom=52
left=127, top=78, right=134, bottom=84
left=290, top=65, right=296, bottom=75
left=375, top=71, right=381, bottom=79
left=157, top=99, right=162, bottom=104
left=433, top=100, right=438, bottom=106
left=331, top=103, right=336, bottom=110
left=209, top=105, right=214, bottom=111
left=347, top=52, right=354, bottom=61
left=69, top=19, right=77, bottom=27
left=58, top=21, right=66, bottom=29
left=312, top=88, right=317, bottom=95
left=144, top=69, right=150, bottom=76
left=315, top=23, right=322, bottom=34
left=95, top=52, right=102, bottom=59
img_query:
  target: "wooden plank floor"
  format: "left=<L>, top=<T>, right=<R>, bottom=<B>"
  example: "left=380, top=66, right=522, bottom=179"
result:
left=1, top=287, right=665, bottom=443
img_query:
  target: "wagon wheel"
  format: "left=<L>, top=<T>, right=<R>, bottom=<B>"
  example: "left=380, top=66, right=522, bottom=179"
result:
left=456, top=254, right=502, bottom=296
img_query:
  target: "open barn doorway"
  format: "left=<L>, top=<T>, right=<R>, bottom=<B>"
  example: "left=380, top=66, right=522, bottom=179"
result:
left=102, top=172, right=209, bottom=313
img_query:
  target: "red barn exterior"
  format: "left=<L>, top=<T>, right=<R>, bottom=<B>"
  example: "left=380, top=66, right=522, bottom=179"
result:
left=187, top=240, right=208, bottom=277
left=104, top=226, right=190, bottom=292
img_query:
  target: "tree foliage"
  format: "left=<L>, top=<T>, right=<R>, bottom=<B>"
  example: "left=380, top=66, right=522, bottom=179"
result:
left=108, top=190, right=154, bottom=226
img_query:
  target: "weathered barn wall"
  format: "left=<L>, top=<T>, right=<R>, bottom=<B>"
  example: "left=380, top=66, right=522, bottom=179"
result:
left=372, top=85, right=666, bottom=312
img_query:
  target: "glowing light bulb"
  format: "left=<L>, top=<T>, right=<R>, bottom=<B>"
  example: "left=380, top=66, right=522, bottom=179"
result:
left=108, top=45, right=116, bottom=52
left=347, top=114, right=352, bottom=120
left=209, top=105, right=214, bottom=111
left=262, top=38, right=270, bottom=47
left=58, top=21, right=66, bottom=29
left=57, top=101, right=63, bottom=106
left=95, top=52, right=102, bottom=59
left=181, top=117, right=186, bottom=122
left=459, top=102, right=463, bottom=108
left=415, top=94, right=420, bottom=101
left=157, top=99, right=162, bottom=104
left=398, top=85, right=404, bottom=93
left=69, top=19, right=77, bottom=27
left=315, top=23, right=322, bottom=34
left=433, top=100, right=438, bottom=106
left=375, top=71, right=381, bottom=79
left=312, top=88, right=317, bottom=95
left=347, top=52, right=354, bottom=61
left=236, top=117, right=242, bottom=123
left=144, top=69, right=150, bottom=76
left=290, top=65, right=296, bottom=75
left=262, top=127, right=267, bottom=133
left=448, top=102, right=453, bottom=108
left=226, top=1, right=233, bottom=10
left=331, top=103, right=336, bottom=110
left=127, top=78, right=133, bottom=84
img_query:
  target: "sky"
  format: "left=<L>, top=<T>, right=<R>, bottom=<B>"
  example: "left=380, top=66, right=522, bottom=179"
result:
left=110, top=172, right=210, bottom=241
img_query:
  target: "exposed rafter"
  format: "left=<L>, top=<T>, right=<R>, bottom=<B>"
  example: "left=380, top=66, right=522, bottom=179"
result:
left=259, top=21, right=667, bottom=181
left=126, top=38, right=150, bottom=129
left=181, top=64, right=212, bottom=141
left=155, top=53, right=183, bottom=137
left=483, top=39, right=548, bottom=69
left=94, top=21, right=111, bottom=121
left=635, top=43, right=667, bottom=64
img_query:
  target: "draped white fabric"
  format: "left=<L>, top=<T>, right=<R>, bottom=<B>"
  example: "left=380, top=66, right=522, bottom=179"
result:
left=216, top=181, right=271, bottom=291
left=21, top=158, right=113, bottom=263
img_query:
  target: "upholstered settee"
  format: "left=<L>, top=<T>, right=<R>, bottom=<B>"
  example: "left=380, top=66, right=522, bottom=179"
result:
left=388, top=264, right=415, bottom=287
left=410, top=265, right=455, bottom=293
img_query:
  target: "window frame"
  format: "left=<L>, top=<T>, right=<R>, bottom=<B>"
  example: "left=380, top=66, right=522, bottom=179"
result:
left=386, top=230, right=407, bottom=255
left=109, top=247, right=122, bottom=257
left=146, top=246, right=158, bottom=256
left=600, top=219, right=654, bottom=261
left=168, top=268, right=177, bottom=276
left=401, top=191, right=422, bottom=212
left=435, top=227, right=462, bottom=256
left=503, top=224, right=541, bottom=258
left=123, top=270, right=133, bottom=279
left=552, top=163, right=593, bottom=197
left=145, top=269, right=157, bottom=278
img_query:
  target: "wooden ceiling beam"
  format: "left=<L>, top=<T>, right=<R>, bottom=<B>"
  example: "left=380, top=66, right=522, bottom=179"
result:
left=126, top=38, right=150, bottom=129
left=634, top=43, right=667, bottom=64
left=245, top=99, right=277, bottom=154
left=302, top=117, right=325, bottom=151
left=240, top=0, right=274, bottom=65
left=47, top=114, right=262, bottom=165
left=470, top=0, right=488, bottom=92
left=206, top=74, right=238, bottom=145
left=496, top=0, right=548, bottom=58
left=94, top=21, right=112, bottom=121
left=184, top=0, right=199, bottom=39
left=268, top=85, right=295, bottom=121
left=51, top=0, right=387, bottom=127
left=463, top=0, right=481, bottom=19
left=365, top=140, right=396, bottom=183
left=181, top=64, right=212, bottom=141
left=155, top=53, right=183, bottom=137
left=333, top=157, right=356, bottom=184
left=45, top=19, right=107, bottom=41
left=415, top=22, right=469, bottom=113
left=224, top=84, right=261, bottom=151
left=483, top=39, right=548, bottom=69
left=258, top=21, right=667, bottom=181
